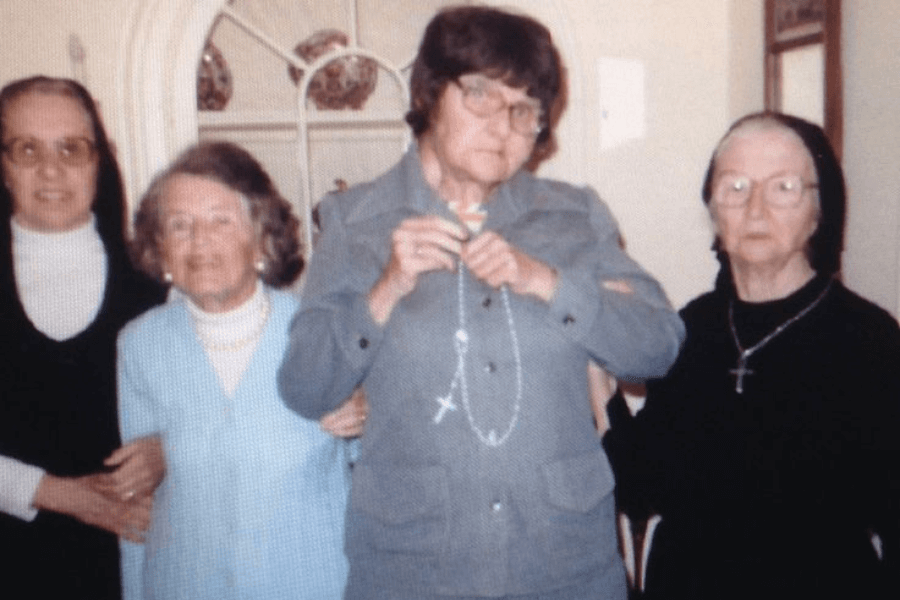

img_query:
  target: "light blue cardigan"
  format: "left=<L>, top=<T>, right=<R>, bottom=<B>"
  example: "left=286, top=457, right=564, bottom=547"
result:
left=118, top=288, right=350, bottom=600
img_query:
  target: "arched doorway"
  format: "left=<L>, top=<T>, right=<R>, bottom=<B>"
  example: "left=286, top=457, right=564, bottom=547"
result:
left=119, top=0, right=581, bottom=258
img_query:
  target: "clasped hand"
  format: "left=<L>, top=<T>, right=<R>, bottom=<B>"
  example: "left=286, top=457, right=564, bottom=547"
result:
left=32, top=436, right=165, bottom=543
left=369, top=216, right=557, bottom=323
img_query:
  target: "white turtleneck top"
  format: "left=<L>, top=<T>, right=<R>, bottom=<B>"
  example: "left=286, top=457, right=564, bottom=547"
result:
left=11, top=216, right=107, bottom=341
left=186, top=281, right=269, bottom=396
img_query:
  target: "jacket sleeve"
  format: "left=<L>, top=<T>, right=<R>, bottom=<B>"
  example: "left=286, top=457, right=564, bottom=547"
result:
left=278, top=196, right=385, bottom=420
left=544, top=188, right=684, bottom=381
left=866, top=314, right=900, bottom=594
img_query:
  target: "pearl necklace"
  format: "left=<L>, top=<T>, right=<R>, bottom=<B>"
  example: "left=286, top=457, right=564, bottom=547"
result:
left=433, top=261, right=523, bottom=447
left=727, top=280, right=832, bottom=394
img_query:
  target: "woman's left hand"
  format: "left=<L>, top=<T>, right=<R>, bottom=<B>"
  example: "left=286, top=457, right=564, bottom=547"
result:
left=101, top=436, right=166, bottom=502
left=320, top=387, right=368, bottom=438
left=588, top=362, right=617, bottom=436
left=32, top=473, right=153, bottom=543
left=461, top=231, right=558, bottom=302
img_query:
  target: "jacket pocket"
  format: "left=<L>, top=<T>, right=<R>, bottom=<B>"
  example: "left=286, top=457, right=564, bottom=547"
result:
left=350, top=463, right=449, bottom=555
left=541, top=451, right=618, bottom=562
left=543, top=450, right=615, bottom=512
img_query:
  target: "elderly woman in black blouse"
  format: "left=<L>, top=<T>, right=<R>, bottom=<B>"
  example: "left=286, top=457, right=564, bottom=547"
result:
left=605, top=112, right=900, bottom=599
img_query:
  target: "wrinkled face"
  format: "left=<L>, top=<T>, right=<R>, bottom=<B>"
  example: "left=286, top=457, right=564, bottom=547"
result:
left=425, top=73, right=539, bottom=193
left=160, top=174, right=261, bottom=312
left=711, top=126, right=819, bottom=274
left=1, top=92, right=98, bottom=232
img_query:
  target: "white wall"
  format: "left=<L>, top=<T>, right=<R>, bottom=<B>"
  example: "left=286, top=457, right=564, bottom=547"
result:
left=2, top=3, right=71, bottom=80
left=728, top=0, right=765, bottom=120
left=842, top=1, right=900, bottom=316
left=533, top=1, right=764, bottom=308
left=1, top=1, right=130, bottom=141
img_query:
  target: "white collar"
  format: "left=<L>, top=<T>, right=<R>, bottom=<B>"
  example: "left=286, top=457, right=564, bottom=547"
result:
left=11, top=215, right=100, bottom=253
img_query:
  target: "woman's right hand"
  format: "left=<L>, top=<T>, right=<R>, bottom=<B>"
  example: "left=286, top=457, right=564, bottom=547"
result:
left=31, top=473, right=152, bottom=543
left=368, top=216, right=466, bottom=324
left=320, top=387, right=368, bottom=438
left=102, top=436, right=166, bottom=502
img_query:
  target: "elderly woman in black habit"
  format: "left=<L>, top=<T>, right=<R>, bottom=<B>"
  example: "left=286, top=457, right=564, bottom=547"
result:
left=0, top=76, right=166, bottom=599
left=604, top=112, right=900, bottom=599
left=279, top=6, right=684, bottom=600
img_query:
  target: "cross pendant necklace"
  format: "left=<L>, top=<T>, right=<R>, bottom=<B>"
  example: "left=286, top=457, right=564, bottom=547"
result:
left=432, top=189, right=523, bottom=448
left=727, top=280, right=832, bottom=394
left=729, top=357, right=755, bottom=395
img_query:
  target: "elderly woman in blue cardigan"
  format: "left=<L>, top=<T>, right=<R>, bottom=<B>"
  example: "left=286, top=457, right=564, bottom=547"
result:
left=118, top=142, right=365, bottom=600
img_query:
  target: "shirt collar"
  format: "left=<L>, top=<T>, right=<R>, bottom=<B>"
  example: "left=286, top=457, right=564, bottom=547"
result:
left=344, top=141, right=530, bottom=232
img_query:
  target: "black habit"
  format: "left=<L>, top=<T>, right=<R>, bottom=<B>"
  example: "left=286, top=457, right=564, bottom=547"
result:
left=605, top=274, right=900, bottom=599
left=0, top=216, right=165, bottom=599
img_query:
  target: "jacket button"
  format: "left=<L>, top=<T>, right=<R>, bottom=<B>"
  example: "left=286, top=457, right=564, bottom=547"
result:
left=485, top=362, right=497, bottom=373
left=482, top=296, right=492, bottom=308
left=563, top=314, right=575, bottom=325
left=359, top=337, right=369, bottom=349
left=491, top=501, right=503, bottom=512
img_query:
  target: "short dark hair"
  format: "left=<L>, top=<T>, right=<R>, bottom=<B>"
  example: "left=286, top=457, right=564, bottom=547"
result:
left=701, top=111, right=845, bottom=277
left=405, top=5, right=563, bottom=156
left=131, top=141, right=303, bottom=288
left=0, top=76, right=129, bottom=258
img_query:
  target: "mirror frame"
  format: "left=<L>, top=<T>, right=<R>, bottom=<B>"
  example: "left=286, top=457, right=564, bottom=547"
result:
left=765, top=0, right=842, bottom=158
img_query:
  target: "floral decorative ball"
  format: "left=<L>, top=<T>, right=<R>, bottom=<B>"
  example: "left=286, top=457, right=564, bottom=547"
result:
left=288, top=29, right=377, bottom=111
left=197, top=41, right=233, bottom=111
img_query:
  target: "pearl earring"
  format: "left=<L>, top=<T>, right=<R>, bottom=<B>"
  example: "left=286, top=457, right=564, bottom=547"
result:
left=163, top=272, right=173, bottom=283
left=255, top=260, right=266, bottom=274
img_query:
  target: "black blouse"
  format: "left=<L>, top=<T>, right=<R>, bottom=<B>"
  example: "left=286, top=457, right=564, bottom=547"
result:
left=605, top=274, right=900, bottom=599
left=0, top=217, right=165, bottom=599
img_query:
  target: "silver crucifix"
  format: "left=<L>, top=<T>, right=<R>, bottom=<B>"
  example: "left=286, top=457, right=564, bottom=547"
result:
left=433, top=394, right=457, bottom=424
left=730, top=358, right=754, bottom=394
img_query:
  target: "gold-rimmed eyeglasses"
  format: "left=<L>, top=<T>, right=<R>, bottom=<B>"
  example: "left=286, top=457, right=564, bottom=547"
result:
left=454, top=76, right=543, bottom=137
left=712, top=173, right=819, bottom=208
left=1, top=137, right=96, bottom=168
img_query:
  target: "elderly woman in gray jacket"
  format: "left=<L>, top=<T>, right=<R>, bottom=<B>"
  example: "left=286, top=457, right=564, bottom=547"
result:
left=279, top=6, right=684, bottom=600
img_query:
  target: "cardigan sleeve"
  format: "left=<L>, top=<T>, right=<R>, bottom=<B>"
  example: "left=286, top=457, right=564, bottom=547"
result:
left=117, top=329, right=162, bottom=442
left=116, top=327, right=160, bottom=600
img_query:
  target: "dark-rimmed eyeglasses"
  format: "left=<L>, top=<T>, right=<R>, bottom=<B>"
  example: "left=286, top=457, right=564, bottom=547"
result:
left=712, top=173, right=819, bottom=208
left=1, top=137, right=96, bottom=168
left=454, top=76, right=543, bottom=138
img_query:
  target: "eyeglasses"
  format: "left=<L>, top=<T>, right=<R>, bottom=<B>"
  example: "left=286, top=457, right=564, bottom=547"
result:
left=454, top=76, right=543, bottom=137
left=712, top=173, right=819, bottom=208
left=162, top=210, right=248, bottom=242
left=1, top=137, right=96, bottom=168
